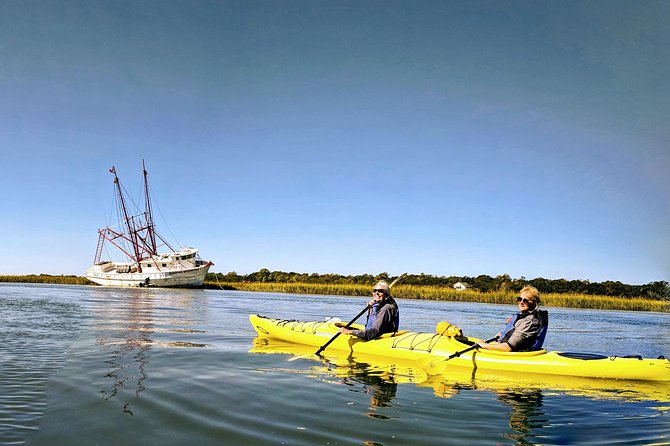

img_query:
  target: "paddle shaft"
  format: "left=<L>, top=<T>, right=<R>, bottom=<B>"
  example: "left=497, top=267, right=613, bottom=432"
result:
left=446, top=336, right=499, bottom=360
left=315, top=304, right=369, bottom=355
left=418, top=335, right=501, bottom=375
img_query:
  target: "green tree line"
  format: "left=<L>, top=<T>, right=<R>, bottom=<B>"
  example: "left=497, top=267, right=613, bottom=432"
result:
left=207, top=270, right=670, bottom=300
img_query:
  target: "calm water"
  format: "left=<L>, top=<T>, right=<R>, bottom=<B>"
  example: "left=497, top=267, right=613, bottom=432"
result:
left=1, top=283, right=668, bottom=446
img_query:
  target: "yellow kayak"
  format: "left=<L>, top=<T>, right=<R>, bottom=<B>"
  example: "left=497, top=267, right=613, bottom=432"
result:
left=249, top=314, right=670, bottom=382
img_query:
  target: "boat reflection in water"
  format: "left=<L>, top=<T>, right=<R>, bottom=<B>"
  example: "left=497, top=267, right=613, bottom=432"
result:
left=92, top=290, right=209, bottom=415
left=92, top=291, right=154, bottom=415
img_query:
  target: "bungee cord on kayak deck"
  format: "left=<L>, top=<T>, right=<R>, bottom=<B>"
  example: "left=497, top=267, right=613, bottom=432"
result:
left=256, top=315, right=473, bottom=354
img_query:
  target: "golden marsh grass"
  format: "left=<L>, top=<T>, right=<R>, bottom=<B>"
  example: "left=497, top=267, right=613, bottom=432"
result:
left=0, top=275, right=90, bottom=285
left=209, top=281, right=669, bottom=312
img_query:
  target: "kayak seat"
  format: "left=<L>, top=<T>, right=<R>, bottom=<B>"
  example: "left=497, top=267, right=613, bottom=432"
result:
left=531, top=310, right=549, bottom=350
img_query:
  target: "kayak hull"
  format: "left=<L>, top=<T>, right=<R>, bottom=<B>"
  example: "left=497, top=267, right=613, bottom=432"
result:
left=249, top=314, right=670, bottom=381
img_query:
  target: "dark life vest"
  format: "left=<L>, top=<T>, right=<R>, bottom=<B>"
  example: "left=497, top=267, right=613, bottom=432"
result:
left=365, top=297, right=400, bottom=334
left=499, top=309, right=549, bottom=351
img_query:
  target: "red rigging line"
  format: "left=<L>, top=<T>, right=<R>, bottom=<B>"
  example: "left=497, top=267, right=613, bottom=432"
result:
left=94, top=161, right=171, bottom=270
left=110, top=165, right=142, bottom=268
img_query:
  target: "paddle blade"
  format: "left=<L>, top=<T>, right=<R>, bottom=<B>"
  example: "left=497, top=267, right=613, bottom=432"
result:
left=389, top=272, right=407, bottom=288
left=288, top=354, right=314, bottom=362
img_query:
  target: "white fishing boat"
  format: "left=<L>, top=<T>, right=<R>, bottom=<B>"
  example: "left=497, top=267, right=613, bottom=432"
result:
left=85, top=161, right=213, bottom=287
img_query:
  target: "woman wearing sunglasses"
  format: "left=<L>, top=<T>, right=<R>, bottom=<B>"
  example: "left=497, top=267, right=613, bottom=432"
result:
left=477, top=285, right=548, bottom=352
left=339, top=280, right=400, bottom=341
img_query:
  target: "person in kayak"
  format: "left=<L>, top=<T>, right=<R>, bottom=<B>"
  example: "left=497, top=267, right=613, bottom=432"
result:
left=338, top=280, right=400, bottom=341
left=476, top=285, right=548, bottom=352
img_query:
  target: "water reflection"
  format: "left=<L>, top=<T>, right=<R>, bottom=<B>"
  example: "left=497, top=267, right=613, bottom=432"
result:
left=336, top=358, right=398, bottom=411
left=251, top=335, right=670, bottom=445
left=93, top=292, right=154, bottom=415
left=427, top=374, right=549, bottom=444
left=90, top=289, right=210, bottom=415
left=497, top=389, right=547, bottom=445
left=419, top=365, right=670, bottom=404
left=251, top=338, right=552, bottom=443
left=251, top=337, right=408, bottom=418
left=251, top=338, right=551, bottom=443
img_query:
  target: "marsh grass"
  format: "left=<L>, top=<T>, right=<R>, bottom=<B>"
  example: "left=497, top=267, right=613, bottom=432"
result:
left=0, top=274, right=91, bottom=285
left=210, top=281, right=669, bottom=312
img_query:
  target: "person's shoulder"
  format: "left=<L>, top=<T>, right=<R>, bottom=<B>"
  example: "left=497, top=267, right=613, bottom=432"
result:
left=531, top=308, right=548, bottom=317
left=381, top=301, right=398, bottom=313
left=535, top=308, right=548, bottom=323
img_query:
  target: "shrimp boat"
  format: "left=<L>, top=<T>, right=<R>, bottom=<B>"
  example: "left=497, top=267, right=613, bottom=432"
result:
left=85, top=161, right=213, bottom=287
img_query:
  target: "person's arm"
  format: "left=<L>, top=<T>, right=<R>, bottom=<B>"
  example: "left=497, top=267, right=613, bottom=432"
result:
left=339, top=302, right=373, bottom=336
left=477, top=340, right=512, bottom=351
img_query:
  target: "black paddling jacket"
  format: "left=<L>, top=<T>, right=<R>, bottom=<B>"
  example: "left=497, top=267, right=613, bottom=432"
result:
left=350, top=298, right=399, bottom=341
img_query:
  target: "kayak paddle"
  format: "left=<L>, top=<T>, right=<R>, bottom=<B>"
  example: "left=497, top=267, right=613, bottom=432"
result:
left=314, top=273, right=407, bottom=356
left=315, top=304, right=369, bottom=356
left=417, top=336, right=499, bottom=375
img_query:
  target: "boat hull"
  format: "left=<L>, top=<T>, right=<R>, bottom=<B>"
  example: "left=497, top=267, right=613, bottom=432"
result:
left=86, top=263, right=211, bottom=287
left=249, top=314, right=670, bottom=381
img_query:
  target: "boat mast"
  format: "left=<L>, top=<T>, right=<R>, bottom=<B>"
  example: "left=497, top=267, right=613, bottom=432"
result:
left=94, top=162, right=177, bottom=268
left=110, top=166, right=143, bottom=270
left=142, top=160, right=159, bottom=256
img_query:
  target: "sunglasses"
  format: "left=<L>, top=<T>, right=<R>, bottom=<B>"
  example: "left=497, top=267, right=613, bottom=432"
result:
left=516, top=296, right=533, bottom=304
left=372, top=289, right=386, bottom=294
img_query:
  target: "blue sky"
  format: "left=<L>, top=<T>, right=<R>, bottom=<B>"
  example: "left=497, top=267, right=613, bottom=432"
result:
left=1, top=1, right=668, bottom=285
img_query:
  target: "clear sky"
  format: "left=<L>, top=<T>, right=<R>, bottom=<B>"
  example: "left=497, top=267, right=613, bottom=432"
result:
left=1, top=1, right=668, bottom=285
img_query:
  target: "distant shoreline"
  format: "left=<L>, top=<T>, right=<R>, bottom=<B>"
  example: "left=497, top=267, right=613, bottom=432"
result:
left=2, top=274, right=667, bottom=312
left=0, top=274, right=89, bottom=285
